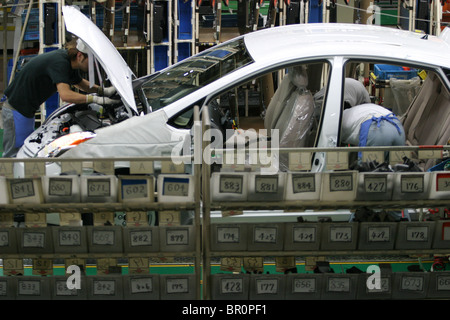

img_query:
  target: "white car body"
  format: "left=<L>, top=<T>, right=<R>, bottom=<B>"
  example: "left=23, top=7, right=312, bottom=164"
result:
left=16, top=5, right=450, bottom=178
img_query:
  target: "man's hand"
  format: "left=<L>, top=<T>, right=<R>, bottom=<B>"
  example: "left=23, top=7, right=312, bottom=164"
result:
left=86, top=95, right=120, bottom=105
left=97, top=86, right=117, bottom=97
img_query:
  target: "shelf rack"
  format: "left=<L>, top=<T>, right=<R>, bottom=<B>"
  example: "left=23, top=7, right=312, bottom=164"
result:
left=0, top=107, right=203, bottom=300
left=201, top=105, right=450, bottom=300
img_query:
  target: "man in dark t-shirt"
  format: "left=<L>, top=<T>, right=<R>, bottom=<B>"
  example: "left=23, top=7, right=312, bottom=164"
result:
left=2, top=39, right=118, bottom=157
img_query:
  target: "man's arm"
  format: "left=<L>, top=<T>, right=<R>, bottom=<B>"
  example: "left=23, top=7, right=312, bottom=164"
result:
left=56, top=82, right=92, bottom=104
left=73, top=79, right=99, bottom=94
left=57, top=82, right=120, bottom=105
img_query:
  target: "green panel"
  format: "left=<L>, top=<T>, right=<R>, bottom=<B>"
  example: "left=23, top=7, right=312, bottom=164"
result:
left=381, top=9, right=398, bottom=25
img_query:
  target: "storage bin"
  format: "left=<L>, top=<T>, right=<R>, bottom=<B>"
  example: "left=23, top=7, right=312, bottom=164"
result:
left=53, top=226, right=88, bottom=254
left=358, top=222, right=397, bottom=250
left=392, top=272, right=430, bottom=300
left=395, top=221, right=435, bottom=250
left=374, top=64, right=417, bottom=80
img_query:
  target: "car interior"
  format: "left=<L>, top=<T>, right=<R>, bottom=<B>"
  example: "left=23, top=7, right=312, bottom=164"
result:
left=200, top=59, right=450, bottom=172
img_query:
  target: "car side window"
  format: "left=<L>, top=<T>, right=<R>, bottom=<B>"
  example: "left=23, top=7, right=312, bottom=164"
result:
left=340, top=61, right=450, bottom=170
left=205, top=61, right=330, bottom=152
left=167, top=100, right=205, bottom=129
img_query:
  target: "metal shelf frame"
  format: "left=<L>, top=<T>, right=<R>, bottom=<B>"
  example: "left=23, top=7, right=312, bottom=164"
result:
left=201, top=105, right=450, bottom=299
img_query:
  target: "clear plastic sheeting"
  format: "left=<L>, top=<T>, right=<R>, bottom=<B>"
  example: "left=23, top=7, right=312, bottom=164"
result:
left=264, top=76, right=295, bottom=131
left=275, top=88, right=314, bottom=148
left=390, top=77, right=421, bottom=116
left=60, top=110, right=189, bottom=159
left=266, top=65, right=314, bottom=148
left=264, top=66, right=315, bottom=171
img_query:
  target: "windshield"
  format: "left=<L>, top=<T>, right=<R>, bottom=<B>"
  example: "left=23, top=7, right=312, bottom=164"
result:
left=141, top=38, right=254, bottom=111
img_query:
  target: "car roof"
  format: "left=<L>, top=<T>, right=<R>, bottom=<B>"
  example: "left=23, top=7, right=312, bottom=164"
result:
left=243, top=23, right=450, bottom=69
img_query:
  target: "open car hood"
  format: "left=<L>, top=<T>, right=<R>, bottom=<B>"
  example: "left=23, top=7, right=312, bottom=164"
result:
left=62, top=6, right=137, bottom=114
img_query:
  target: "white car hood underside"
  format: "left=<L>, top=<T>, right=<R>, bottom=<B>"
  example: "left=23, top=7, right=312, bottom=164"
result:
left=62, top=6, right=137, bottom=113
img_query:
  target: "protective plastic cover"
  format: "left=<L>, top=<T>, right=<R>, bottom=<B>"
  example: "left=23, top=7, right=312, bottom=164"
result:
left=265, top=66, right=315, bottom=170
left=390, top=77, right=421, bottom=116
left=61, top=110, right=189, bottom=158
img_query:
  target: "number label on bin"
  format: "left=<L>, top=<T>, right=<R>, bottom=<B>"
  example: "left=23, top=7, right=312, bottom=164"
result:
left=163, top=178, right=190, bottom=196
left=256, top=279, right=278, bottom=294
left=330, top=226, right=352, bottom=242
left=49, top=178, right=72, bottom=196
left=88, top=179, right=111, bottom=197
left=10, top=179, right=35, bottom=199
left=293, top=278, right=316, bottom=293
left=18, top=280, right=41, bottom=296
left=401, top=276, right=423, bottom=291
left=92, top=230, right=115, bottom=245
left=131, top=278, right=153, bottom=294
left=56, top=280, right=77, bottom=296
left=93, top=280, right=116, bottom=295
left=219, top=175, right=243, bottom=194
left=59, top=230, right=81, bottom=246
left=368, top=226, right=390, bottom=242
left=293, top=227, right=316, bottom=243
left=254, top=227, right=277, bottom=244
left=328, top=277, right=350, bottom=292
left=23, top=232, right=45, bottom=248
left=255, top=176, right=278, bottom=193
left=130, top=230, right=152, bottom=247
left=437, top=275, right=450, bottom=291
left=217, top=227, right=240, bottom=243
left=330, top=174, right=353, bottom=192
left=121, top=179, right=149, bottom=200
left=436, top=173, right=450, bottom=192
left=367, top=277, right=390, bottom=293
left=167, top=278, right=189, bottom=294
left=400, top=175, right=424, bottom=193
left=406, top=226, right=428, bottom=242
left=364, top=176, right=387, bottom=193
left=166, top=229, right=189, bottom=245
left=292, top=175, right=315, bottom=193
left=221, top=278, right=243, bottom=294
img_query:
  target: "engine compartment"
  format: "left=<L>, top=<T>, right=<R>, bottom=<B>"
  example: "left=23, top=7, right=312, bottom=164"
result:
left=22, top=101, right=133, bottom=157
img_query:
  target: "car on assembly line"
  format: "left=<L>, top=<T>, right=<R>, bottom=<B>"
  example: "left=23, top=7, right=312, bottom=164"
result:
left=16, top=5, right=450, bottom=176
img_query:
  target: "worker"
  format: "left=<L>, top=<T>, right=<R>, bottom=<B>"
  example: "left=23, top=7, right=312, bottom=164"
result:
left=341, top=102, right=406, bottom=148
left=314, top=78, right=371, bottom=110
left=342, top=78, right=371, bottom=109
left=1, top=38, right=119, bottom=158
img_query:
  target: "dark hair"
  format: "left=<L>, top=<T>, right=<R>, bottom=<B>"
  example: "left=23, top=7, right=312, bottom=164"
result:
left=67, top=47, right=78, bottom=61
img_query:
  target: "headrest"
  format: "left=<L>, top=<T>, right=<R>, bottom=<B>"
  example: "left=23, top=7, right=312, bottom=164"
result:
left=288, top=65, right=308, bottom=88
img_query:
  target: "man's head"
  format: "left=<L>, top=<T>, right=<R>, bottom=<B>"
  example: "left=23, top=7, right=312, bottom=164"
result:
left=71, top=39, right=89, bottom=72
